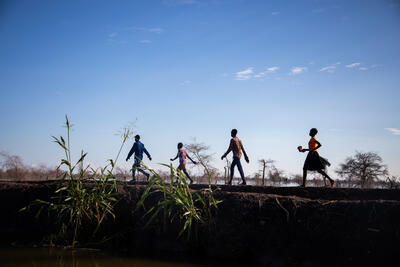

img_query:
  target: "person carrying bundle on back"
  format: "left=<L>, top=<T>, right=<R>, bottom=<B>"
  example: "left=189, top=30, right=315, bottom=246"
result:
left=221, top=129, right=249, bottom=185
left=170, top=142, right=197, bottom=184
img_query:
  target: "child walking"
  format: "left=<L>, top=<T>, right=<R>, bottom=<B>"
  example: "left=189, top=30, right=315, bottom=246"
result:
left=299, top=128, right=335, bottom=187
left=170, top=143, right=197, bottom=184
left=221, top=129, right=249, bottom=185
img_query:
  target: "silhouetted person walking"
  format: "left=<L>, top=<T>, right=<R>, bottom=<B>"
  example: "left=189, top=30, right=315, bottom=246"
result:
left=170, top=142, right=197, bottom=184
left=221, top=129, right=249, bottom=185
left=126, top=135, right=152, bottom=183
left=298, top=128, right=335, bottom=187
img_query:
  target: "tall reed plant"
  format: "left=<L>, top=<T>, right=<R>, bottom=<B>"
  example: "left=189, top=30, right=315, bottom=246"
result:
left=22, top=116, right=132, bottom=247
left=136, top=163, right=222, bottom=240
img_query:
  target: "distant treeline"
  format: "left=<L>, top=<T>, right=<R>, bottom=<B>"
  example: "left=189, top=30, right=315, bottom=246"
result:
left=1, top=151, right=399, bottom=189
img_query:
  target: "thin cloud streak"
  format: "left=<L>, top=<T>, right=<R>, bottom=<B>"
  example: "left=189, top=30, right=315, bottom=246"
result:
left=320, top=65, right=336, bottom=73
left=346, top=62, right=361, bottom=68
left=385, top=128, right=400, bottom=135
left=235, top=67, right=253, bottom=80
left=291, top=66, right=307, bottom=75
left=320, top=62, right=340, bottom=73
left=254, top=66, right=279, bottom=78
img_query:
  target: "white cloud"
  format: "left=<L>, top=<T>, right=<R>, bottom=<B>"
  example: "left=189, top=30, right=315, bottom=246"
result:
left=385, top=128, right=400, bottom=135
left=235, top=67, right=253, bottom=80
left=253, top=66, right=279, bottom=79
left=320, top=65, right=336, bottom=73
left=139, top=40, right=152, bottom=43
left=271, top=11, right=280, bottom=15
left=346, top=62, right=361, bottom=68
left=254, top=73, right=265, bottom=78
left=359, top=67, right=368, bottom=71
left=108, top=32, right=118, bottom=38
left=320, top=63, right=340, bottom=73
left=291, top=66, right=307, bottom=75
left=267, top=66, right=279, bottom=73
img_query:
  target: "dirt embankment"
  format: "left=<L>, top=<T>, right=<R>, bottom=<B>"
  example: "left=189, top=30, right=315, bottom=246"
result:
left=1, top=181, right=400, bottom=266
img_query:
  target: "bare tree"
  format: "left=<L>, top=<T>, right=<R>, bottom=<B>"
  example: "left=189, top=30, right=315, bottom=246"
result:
left=269, top=166, right=284, bottom=186
left=386, top=176, right=400, bottom=189
left=186, top=139, right=215, bottom=183
left=336, top=151, right=388, bottom=188
left=0, top=152, right=25, bottom=179
left=258, top=159, right=275, bottom=186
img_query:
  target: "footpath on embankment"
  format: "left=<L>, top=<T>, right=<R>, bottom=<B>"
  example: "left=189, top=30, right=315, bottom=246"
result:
left=1, top=181, right=400, bottom=266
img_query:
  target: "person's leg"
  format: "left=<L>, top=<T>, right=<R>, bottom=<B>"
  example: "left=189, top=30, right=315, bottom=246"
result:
left=236, top=159, right=246, bottom=185
left=131, top=159, right=140, bottom=182
left=181, top=165, right=193, bottom=184
left=177, top=164, right=184, bottom=183
left=137, top=168, right=150, bottom=180
left=317, top=169, right=335, bottom=187
left=302, top=169, right=307, bottom=187
left=229, top=159, right=237, bottom=185
left=131, top=166, right=136, bottom=181
left=133, top=159, right=149, bottom=181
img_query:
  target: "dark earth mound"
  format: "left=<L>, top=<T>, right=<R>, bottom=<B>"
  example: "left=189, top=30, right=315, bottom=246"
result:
left=1, top=181, right=400, bottom=266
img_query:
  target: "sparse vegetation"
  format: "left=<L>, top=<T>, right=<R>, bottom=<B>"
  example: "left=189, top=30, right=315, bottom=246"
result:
left=136, top=163, right=222, bottom=240
left=336, top=151, right=389, bottom=188
left=21, top=116, right=133, bottom=247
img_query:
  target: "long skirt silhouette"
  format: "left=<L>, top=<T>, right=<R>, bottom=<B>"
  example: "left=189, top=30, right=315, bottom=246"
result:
left=303, top=151, right=330, bottom=171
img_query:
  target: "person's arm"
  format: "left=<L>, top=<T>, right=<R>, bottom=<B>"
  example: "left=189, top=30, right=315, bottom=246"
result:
left=240, top=141, right=249, bottom=163
left=126, top=143, right=136, bottom=161
left=312, top=140, right=322, bottom=151
left=221, top=139, right=233, bottom=160
left=301, top=140, right=321, bottom=152
left=170, top=152, right=179, bottom=161
left=187, top=154, right=197, bottom=164
left=143, top=147, right=152, bottom=161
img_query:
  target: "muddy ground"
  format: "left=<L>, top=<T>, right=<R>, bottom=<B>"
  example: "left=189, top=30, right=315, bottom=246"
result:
left=1, top=181, right=400, bottom=266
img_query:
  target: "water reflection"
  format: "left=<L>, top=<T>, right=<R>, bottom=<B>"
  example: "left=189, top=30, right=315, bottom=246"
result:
left=0, top=248, right=205, bottom=267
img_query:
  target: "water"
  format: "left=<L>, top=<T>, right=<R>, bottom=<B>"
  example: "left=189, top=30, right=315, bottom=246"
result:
left=0, top=248, right=206, bottom=267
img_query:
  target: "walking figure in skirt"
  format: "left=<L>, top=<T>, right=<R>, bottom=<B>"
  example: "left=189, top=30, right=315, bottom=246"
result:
left=170, top=142, right=197, bottom=184
left=298, top=128, right=335, bottom=188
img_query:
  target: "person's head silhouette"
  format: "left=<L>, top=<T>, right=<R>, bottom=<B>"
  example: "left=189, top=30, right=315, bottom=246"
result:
left=177, top=142, right=183, bottom=149
left=231, top=129, right=238, bottom=137
left=135, top=135, right=140, bottom=142
left=309, top=128, right=318, bottom=137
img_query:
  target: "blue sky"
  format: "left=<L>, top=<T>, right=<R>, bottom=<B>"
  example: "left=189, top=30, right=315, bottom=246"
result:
left=0, top=0, right=399, bottom=178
